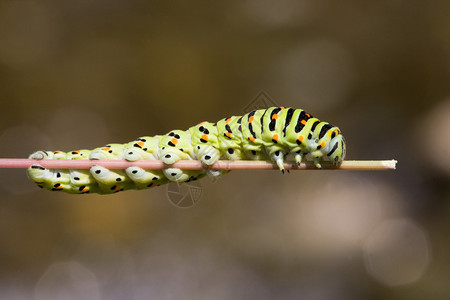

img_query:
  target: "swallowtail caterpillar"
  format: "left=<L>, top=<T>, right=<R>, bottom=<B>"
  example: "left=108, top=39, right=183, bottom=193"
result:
left=27, top=107, right=346, bottom=194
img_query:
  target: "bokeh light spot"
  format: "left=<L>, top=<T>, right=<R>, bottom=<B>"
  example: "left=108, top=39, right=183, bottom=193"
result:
left=35, top=261, right=101, bottom=300
left=363, top=218, right=430, bottom=286
left=419, top=98, right=450, bottom=175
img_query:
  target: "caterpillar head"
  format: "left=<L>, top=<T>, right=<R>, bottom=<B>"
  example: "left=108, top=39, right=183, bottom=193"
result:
left=327, top=134, right=346, bottom=165
left=309, top=127, right=346, bottom=167
left=90, top=144, right=124, bottom=160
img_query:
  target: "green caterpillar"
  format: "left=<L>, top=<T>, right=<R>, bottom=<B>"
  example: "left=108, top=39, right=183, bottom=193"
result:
left=27, top=107, right=346, bottom=194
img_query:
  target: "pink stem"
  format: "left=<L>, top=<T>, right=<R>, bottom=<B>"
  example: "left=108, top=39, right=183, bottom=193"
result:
left=0, top=159, right=397, bottom=170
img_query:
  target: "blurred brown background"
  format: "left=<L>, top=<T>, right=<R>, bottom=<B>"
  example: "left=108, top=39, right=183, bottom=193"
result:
left=0, top=1, right=449, bottom=299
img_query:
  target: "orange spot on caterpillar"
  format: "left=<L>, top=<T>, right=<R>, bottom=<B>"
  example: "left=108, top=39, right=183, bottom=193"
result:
left=248, top=136, right=255, bottom=143
left=201, top=134, right=208, bottom=141
left=199, top=121, right=206, bottom=125
left=272, top=134, right=279, bottom=141
left=102, top=147, right=111, bottom=151
left=170, top=138, right=178, bottom=145
left=136, top=141, right=145, bottom=148
left=81, top=187, right=89, bottom=193
left=225, top=132, right=232, bottom=138
left=301, top=120, right=306, bottom=125
left=114, top=185, right=122, bottom=191
left=54, top=150, right=62, bottom=153
left=320, top=141, right=326, bottom=147
left=306, top=113, right=310, bottom=117
left=248, top=116, right=254, bottom=123
left=225, top=118, right=232, bottom=124
left=272, top=114, right=278, bottom=120
left=280, top=106, right=285, bottom=109
left=298, top=135, right=304, bottom=142
left=53, top=184, right=63, bottom=190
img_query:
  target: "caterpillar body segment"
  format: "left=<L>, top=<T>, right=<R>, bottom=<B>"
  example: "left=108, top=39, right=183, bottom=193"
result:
left=27, top=107, right=346, bottom=194
left=215, top=116, right=247, bottom=161
left=189, top=121, right=229, bottom=178
left=122, top=136, right=169, bottom=189
left=158, top=129, right=204, bottom=183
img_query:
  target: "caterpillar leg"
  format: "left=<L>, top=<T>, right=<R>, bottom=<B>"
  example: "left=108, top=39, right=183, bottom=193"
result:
left=194, top=145, right=220, bottom=166
left=160, top=147, right=190, bottom=165
left=87, top=144, right=135, bottom=193
left=64, top=150, right=100, bottom=193
left=205, top=169, right=224, bottom=178
left=269, top=150, right=287, bottom=174
left=66, top=150, right=95, bottom=187
left=27, top=165, right=86, bottom=193
left=159, top=144, right=204, bottom=183
left=27, top=165, right=55, bottom=190
left=90, top=166, right=134, bottom=194
left=124, top=148, right=156, bottom=162
left=55, top=164, right=87, bottom=192
left=123, top=148, right=148, bottom=161
left=69, top=169, right=93, bottom=185
left=194, top=145, right=226, bottom=178
left=294, top=151, right=303, bottom=166
left=310, top=150, right=323, bottom=169
left=123, top=142, right=170, bottom=189
left=314, top=159, right=322, bottom=169
left=125, top=167, right=168, bottom=189
left=293, top=150, right=309, bottom=166
left=162, top=167, right=204, bottom=183
left=68, top=170, right=99, bottom=194
left=28, top=152, right=55, bottom=182
left=313, top=161, right=322, bottom=168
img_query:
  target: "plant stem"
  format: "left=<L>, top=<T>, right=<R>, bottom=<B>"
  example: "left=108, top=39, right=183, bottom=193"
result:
left=0, top=159, right=397, bottom=170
